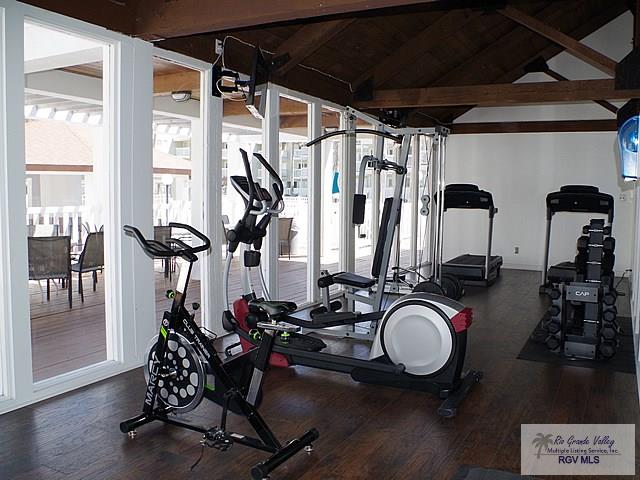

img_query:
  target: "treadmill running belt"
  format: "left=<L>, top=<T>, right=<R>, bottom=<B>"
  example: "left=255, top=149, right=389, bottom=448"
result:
left=442, top=254, right=503, bottom=284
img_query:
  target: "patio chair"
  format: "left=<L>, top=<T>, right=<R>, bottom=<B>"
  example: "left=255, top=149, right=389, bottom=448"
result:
left=71, top=232, right=104, bottom=303
left=154, top=226, right=173, bottom=279
left=278, top=217, right=294, bottom=259
left=28, top=235, right=72, bottom=308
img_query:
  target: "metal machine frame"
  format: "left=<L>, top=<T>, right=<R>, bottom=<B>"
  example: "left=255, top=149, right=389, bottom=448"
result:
left=303, top=118, right=449, bottom=338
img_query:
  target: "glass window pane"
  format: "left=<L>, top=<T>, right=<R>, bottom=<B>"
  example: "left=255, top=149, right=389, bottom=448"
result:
left=25, top=22, right=109, bottom=381
left=320, top=107, right=341, bottom=292
left=278, top=95, right=309, bottom=305
left=222, top=122, right=263, bottom=304
left=152, top=58, right=201, bottom=325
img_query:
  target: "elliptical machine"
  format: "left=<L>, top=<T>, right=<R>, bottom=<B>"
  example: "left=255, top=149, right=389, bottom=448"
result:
left=120, top=223, right=318, bottom=480
left=222, top=148, right=482, bottom=417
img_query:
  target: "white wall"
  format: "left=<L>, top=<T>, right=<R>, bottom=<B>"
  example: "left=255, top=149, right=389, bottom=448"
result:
left=445, top=133, right=633, bottom=274
left=444, top=11, right=634, bottom=275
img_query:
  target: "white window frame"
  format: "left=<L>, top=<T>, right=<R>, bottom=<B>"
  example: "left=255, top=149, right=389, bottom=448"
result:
left=0, top=0, right=196, bottom=414
left=258, top=85, right=347, bottom=306
left=152, top=46, right=221, bottom=334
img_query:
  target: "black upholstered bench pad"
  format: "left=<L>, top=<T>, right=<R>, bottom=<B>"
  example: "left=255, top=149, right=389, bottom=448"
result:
left=333, top=272, right=376, bottom=288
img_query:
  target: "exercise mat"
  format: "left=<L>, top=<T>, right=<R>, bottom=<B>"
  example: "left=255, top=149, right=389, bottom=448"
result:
left=517, top=316, right=635, bottom=374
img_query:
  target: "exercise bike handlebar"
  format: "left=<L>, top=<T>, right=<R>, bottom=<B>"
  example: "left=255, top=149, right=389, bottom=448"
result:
left=305, top=128, right=402, bottom=147
left=123, top=222, right=211, bottom=259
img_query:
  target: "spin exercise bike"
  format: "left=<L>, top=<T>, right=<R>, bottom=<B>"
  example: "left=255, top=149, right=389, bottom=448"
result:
left=223, top=148, right=482, bottom=418
left=120, top=222, right=318, bottom=480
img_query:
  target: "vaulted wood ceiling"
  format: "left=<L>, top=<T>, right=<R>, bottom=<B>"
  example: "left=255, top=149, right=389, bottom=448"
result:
left=159, top=0, right=630, bottom=127
left=23, top=0, right=636, bottom=128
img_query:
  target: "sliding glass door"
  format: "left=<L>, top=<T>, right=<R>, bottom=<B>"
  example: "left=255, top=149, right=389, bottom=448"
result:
left=24, top=21, right=111, bottom=382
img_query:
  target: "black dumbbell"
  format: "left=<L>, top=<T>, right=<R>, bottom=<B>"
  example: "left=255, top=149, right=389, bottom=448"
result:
left=603, top=226, right=612, bottom=236
left=603, top=307, right=617, bottom=323
left=603, top=237, right=615, bottom=253
left=599, top=340, right=616, bottom=359
left=601, top=275, right=613, bottom=288
left=602, top=254, right=615, bottom=273
left=546, top=335, right=561, bottom=351
left=576, top=236, right=589, bottom=251
left=547, top=318, right=561, bottom=334
left=600, top=324, right=618, bottom=341
left=548, top=305, right=561, bottom=317
left=549, top=288, right=562, bottom=300
left=603, top=290, right=617, bottom=306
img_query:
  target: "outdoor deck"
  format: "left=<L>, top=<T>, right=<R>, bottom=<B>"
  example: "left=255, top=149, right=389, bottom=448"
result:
left=30, top=250, right=404, bottom=382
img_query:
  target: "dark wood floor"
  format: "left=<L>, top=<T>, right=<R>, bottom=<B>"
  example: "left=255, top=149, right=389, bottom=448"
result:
left=28, top=250, right=383, bottom=381
left=9, top=269, right=638, bottom=479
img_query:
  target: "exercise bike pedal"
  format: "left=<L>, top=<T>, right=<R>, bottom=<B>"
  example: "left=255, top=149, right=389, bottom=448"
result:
left=203, top=428, right=233, bottom=451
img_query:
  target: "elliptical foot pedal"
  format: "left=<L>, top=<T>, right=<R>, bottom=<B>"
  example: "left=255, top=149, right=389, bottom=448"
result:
left=310, top=300, right=342, bottom=318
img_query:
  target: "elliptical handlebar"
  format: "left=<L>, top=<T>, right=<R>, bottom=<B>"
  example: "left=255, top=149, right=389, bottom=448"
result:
left=253, top=152, right=285, bottom=214
left=238, top=148, right=285, bottom=216
left=123, top=222, right=211, bottom=260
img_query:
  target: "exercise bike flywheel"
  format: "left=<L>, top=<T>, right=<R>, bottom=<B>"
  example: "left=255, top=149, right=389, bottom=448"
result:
left=144, top=332, right=207, bottom=413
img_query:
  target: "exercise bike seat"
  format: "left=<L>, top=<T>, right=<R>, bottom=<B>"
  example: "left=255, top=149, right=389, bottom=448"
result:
left=333, top=272, right=376, bottom=289
left=249, top=299, right=297, bottom=318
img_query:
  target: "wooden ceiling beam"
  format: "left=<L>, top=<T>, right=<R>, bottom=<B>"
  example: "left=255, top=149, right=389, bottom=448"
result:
left=404, top=3, right=560, bottom=124
left=407, top=1, right=625, bottom=126
left=356, top=79, right=640, bottom=109
left=156, top=34, right=352, bottom=106
left=20, top=0, right=135, bottom=34
left=499, top=5, right=617, bottom=76
left=351, top=9, right=481, bottom=90
left=223, top=97, right=310, bottom=116
left=279, top=113, right=370, bottom=128
left=541, top=68, right=618, bottom=114
left=134, top=0, right=442, bottom=40
left=275, top=19, right=356, bottom=74
left=154, top=71, right=200, bottom=94
left=451, top=119, right=617, bottom=134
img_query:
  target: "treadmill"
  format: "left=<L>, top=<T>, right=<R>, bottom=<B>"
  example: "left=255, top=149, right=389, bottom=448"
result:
left=440, top=184, right=503, bottom=286
left=540, top=185, right=614, bottom=292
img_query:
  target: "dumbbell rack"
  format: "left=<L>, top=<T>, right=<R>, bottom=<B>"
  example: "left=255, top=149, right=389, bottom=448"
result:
left=544, top=219, right=619, bottom=360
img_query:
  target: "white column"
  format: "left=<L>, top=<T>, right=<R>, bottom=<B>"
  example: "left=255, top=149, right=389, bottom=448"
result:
left=409, top=135, right=421, bottom=268
left=106, top=39, right=155, bottom=365
left=0, top=5, right=32, bottom=404
left=190, top=116, right=203, bottom=281
left=339, top=111, right=356, bottom=272
left=262, top=85, right=280, bottom=298
left=307, top=102, right=322, bottom=302
left=199, top=70, right=223, bottom=334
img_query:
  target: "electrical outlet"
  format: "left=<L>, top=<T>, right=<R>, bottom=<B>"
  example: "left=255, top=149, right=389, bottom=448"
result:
left=215, top=39, right=224, bottom=56
left=514, top=246, right=519, bottom=254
